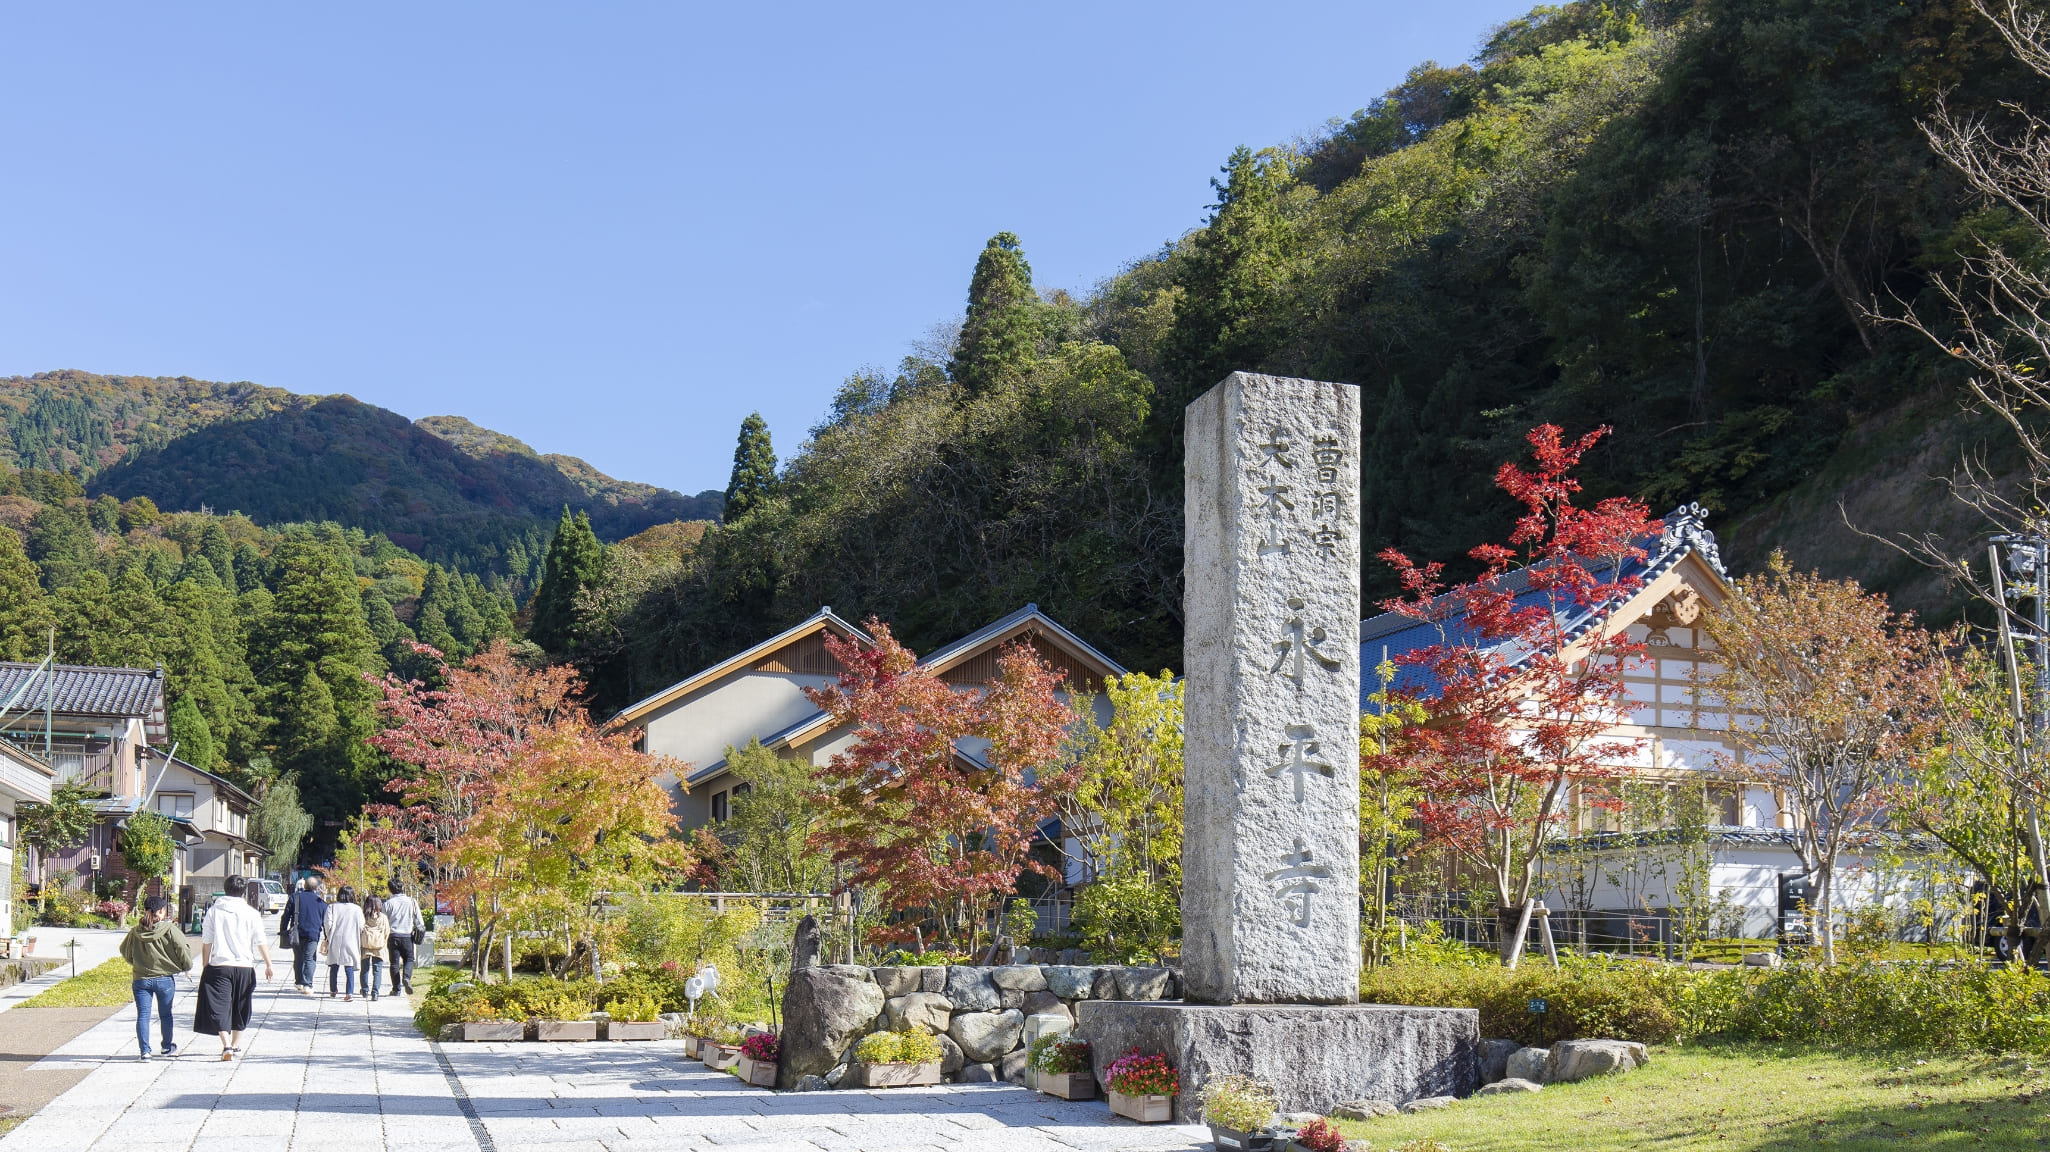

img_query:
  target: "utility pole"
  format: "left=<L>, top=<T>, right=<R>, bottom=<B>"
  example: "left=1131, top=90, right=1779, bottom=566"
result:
left=1989, top=533, right=2050, bottom=969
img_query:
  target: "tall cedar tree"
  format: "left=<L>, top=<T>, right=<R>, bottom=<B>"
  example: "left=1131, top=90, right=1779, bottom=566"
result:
left=722, top=414, right=778, bottom=524
left=1379, top=426, right=1657, bottom=963
left=259, top=538, right=383, bottom=839
left=806, top=621, right=1074, bottom=949
left=0, top=526, right=54, bottom=660
left=949, top=232, right=1040, bottom=395
left=528, top=509, right=603, bottom=657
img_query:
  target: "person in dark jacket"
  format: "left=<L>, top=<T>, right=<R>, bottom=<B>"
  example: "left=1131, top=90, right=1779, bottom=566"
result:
left=278, top=877, right=328, bottom=994
left=120, top=895, right=192, bottom=1060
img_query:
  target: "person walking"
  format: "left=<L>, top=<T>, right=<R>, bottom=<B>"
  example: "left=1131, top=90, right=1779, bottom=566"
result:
left=381, top=879, right=426, bottom=996
left=359, top=894, right=391, bottom=1003
left=120, top=895, right=191, bottom=1060
left=195, top=875, right=274, bottom=1062
left=279, top=877, right=327, bottom=995
left=320, top=886, right=364, bottom=1001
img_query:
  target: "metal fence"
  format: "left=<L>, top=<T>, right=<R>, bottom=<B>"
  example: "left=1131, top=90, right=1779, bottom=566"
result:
left=1387, top=894, right=1690, bottom=960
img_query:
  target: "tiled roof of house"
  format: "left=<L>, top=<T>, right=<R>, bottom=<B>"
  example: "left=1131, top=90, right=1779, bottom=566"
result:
left=0, top=662, right=165, bottom=719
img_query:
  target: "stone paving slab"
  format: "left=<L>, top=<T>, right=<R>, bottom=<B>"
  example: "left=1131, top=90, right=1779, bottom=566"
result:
left=1, top=977, right=1213, bottom=1152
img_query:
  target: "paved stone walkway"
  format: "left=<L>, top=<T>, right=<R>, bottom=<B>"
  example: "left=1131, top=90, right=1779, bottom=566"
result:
left=0, top=978, right=1213, bottom=1152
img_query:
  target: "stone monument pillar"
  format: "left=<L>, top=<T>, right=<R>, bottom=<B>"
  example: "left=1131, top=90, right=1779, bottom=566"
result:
left=1183, top=372, right=1362, bottom=1005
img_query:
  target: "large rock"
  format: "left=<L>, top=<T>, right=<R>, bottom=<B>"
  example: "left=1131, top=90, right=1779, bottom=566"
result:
left=1044, top=965, right=1098, bottom=999
left=873, top=967, right=922, bottom=997
left=991, top=965, right=1048, bottom=992
left=1113, top=967, right=1173, bottom=1001
left=791, top=914, right=822, bottom=970
left=1092, top=968, right=1119, bottom=1000
left=1000, top=1048, right=1032, bottom=1084
left=956, top=1062, right=998, bottom=1083
left=937, top=1032, right=967, bottom=1075
left=1401, top=1096, right=1455, bottom=1113
left=883, top=992, right=952, bottom=1035
left=1504, top=1046, right=1551, bottom=1085
left=944, top=966, right=1002, bottom=1011
left=1549, top=1039, right=1648, bottom=1083
left=1021, top=990, right=1071, bottom=1022
left=821, top=964, right=874, bottom=983
left=776, top=968, right=886, bottom=1088
left=919, top=966, right=946, bottom=993
left=998, top=987, right=1025, bottom=1011
left=1476, top=1078, right=1543, bottom=1095
left=1330, top=1100, right=1398, bottom=1120
left=1478, top=1038, right=1522, bottom=1085
left=948, top=1009, right=1025, bottom=1063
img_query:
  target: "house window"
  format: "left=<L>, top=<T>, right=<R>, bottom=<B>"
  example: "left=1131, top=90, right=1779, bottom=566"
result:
left=732, top=783, right=752, bottom=801
left=157, top=793, right=194, bottom=819
left=711, top=790, right=729, bottom=822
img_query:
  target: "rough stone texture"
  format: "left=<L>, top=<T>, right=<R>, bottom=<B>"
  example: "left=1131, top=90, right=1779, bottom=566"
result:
left=1078, top=1000, right=1476, bottom=1121
left=776, top=968, right=886, bottom=1089
left=944, top=966, right=1002, bottom=1011
left=791, top=914, right=822, bottom=971
left=998, top=987, right=1026, bottom=1011
left=1402, top=1096, right=1455, bottom=1113
left=1476, top=1078, right=1543, bottom=1095
left=957, top=1062, right=998, bottom=1084
left=821, top=964, right=874, bottom=983
left=883, top=992, right=952, bottom=1035
left=1550, top=1039, right=1648, bottom=1082
left=1022, top=990, right=1071, bottom=1022
left=1183, top=373, right=1364, bottom=1006
left=1114, top=967, right=1173, bottom=1001
left=1043, top=966, right=1097, bottom=1000
left=1000, top=1048, right=1032, bottom=1084
left=919, top=966, right=946, bottom=993
left=1091, top=969, right=1119, bottom=1001
left=872, top=966, right=922, bottom=997
left=949, top=1009, right=1025, bottom=1063
left=794, top=1074, right=828, bottom=1092
left=936, top=1032, right=966, bottom=1075
left=1504, top=1047, right=1551, bottom=1085
left=1056, top=948, right=1088, bottom=965
left=991, top=965, right=1048, bottom=992
left=1330, top=1100, right=1398, bottom=1120
left=1478, top=1038, right=1523, bottom=1085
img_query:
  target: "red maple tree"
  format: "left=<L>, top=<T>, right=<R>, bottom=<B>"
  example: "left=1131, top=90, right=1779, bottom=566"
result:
left=806, top=621, right=1074, bottom=950
left=1378, top=425, right=1659, bottom=962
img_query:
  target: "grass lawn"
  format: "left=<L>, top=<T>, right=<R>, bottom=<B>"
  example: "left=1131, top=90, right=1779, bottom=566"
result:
left=13, top=958, right=136, bottom=1008
left=1333, top=1043, right=2048, bottom=1151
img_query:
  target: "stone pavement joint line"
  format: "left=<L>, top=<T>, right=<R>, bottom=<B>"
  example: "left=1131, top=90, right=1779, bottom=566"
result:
left=0, top=978, right=1214, bottom=1151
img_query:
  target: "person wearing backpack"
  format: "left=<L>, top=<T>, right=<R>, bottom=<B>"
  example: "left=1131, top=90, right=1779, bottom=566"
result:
left=359, top=894, right=392, bottom=1003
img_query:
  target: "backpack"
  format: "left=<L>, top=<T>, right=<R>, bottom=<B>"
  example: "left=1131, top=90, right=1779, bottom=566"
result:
left=361, top=916, right=390, bottom=952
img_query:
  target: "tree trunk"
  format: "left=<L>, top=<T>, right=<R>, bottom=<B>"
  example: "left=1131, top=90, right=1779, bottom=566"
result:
left=1496, top=903, right=1534, bottom=966
left=1815, top=862, right=1836, bottom=965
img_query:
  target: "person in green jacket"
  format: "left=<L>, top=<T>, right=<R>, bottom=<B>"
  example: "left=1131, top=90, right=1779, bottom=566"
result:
left=120, top=896, right=193, bottom=1060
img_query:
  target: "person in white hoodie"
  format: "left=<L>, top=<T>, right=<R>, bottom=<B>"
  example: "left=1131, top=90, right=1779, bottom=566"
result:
left=319, top=885, right=366, bottom=1002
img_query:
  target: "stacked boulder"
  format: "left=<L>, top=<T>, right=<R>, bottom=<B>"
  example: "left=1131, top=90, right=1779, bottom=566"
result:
left=777, top=962, right=1179, bottom=1090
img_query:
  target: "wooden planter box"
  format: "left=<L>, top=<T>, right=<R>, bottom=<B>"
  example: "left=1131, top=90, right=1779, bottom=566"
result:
left=684, top=1036, right=703, bottom=1058
left=851, top=1060, right=942, bottom=1088
left=1031, top=1069, right=1096, bottom=1099
left=1107, top=1090, right=1173, bottom=1123
left=537, top=1020, right=598, bottom=1042
left=1207, top=1124, right=1280, bottom=1151
left=735, top=1055, right=777, bottom=1086
left=460, top=1021, right=524, bottom=1042
left=606, top=1020, right=665, bottom=1041
left=702, top=1043, right=743, bottom=1070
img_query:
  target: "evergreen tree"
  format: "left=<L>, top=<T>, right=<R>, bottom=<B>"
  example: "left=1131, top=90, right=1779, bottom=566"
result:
left=26, top=503, right=95, bottom=589
left=0, top=526, right=55, bottom=662
left=54, top=568, right=171, bottom=668
left=722, top=414, right=778, bottom=524
left=949, top=232, right=1041, bottom=394
left=167, top=692, right=217, bottom=772
left=463, top=572, right=515, bottom=643
left=88, top=494, right=121, bottom=534
left=414, top=565, right=461, bottom=656
left=528, top=508, right=604, bottom=656
left=256, top=538, right=382, bottom=827
left=160, top=578, right=262, bottom=770
left=198, top=520, right=236, bottom=587
left=232, top=541, right=265, bottom=592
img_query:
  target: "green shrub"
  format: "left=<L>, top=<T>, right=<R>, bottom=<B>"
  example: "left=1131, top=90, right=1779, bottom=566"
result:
left=1361, top=953, right=1693, bottom=1045
left=853, top=1029, right=944, bottom=1064
left=1692, top=960, right=2050, bottom=1052
left=607, top=993, right=661, bottom=1023
left=1200, top=1074, right=1276, bottom=1131
left=1072, top=872, right=1179, bottom=963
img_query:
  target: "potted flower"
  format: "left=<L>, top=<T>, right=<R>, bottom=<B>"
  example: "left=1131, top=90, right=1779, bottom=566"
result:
left=1027, top=1034, right=1094, bottom=1099
left=701, top=1021, right=748, bottom=1070
left=1103, top=1050, right=1178, bottom=1123
left=848, top=1028, right=944, bottom=1088
left=603, top=993, right=666, bottom=1041
left=1200, top=1075, right=1283, bottom=1151
left=534, top=989, right=598, bottom=1042
left=735, top=1031, right=779, bottom=1087
left=681, top=1013, right=718, bottom=1058
left=457, top=996, right=524, bottom=1042
left=1286, top=1118, right=1346, bottom=1152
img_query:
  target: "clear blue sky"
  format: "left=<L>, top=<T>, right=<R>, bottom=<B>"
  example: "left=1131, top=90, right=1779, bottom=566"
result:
left=1, top=2, right=1538, bottom=496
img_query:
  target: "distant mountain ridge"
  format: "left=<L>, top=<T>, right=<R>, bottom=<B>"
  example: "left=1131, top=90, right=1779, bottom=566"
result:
left=0, top=370, right=720, bottom=578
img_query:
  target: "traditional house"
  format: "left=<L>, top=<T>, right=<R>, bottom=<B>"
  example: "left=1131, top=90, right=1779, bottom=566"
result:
left=0, top=737, right=56, bottom=937
left=610, top=603, right=1125, bottom=883
left=1361, top=506, right=1923, bottom=940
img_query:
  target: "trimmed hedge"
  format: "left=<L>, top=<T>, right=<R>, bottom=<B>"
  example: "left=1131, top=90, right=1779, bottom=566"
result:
left=1361, top=954, right=1693, bottom=1045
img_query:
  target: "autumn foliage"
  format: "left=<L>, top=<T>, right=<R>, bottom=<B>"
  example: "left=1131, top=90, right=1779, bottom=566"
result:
left=806, top=621, right=1074, bottom=949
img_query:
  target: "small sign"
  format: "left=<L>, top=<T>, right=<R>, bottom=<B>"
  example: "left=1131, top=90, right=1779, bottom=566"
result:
left=1528, top=998, right=1548, bottom=1014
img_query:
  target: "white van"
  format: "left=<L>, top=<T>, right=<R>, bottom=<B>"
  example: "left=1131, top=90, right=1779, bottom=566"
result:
left=256, top=878, right=289, bottom=913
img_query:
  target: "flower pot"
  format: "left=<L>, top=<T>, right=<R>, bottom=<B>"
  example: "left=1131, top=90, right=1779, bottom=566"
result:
left=703, top=1043, right=743, bottom=1071
left=1107, top=1090, right=1173, bottom=1123
left=460, top=1021, right=524, bottom=1042
left=606, top=1020, right=665, bottom=1041
left=851, top=1060, right=942, bottom=1088
left=1032, top=1069, right=1096, bottom=1100
left=684, top=1035, right=703, bottom=1058
left=537, top=1020, right=598, bottom=1042
left=736, top=1055, right=777, bottom=1087
left=1207, top=1124, right=1282, bottom=1151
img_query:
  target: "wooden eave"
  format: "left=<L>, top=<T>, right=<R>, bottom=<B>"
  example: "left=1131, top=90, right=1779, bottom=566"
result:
left=607, top=608, right=871, bottom=730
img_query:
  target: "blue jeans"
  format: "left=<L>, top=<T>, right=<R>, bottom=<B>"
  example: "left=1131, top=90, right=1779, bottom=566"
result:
left=294, top=944, right=320, bottom=988
left=328, top=964, right=356, bottom=996
left=365, top=958, right=385, bottom=997
left=132, top=976, right=175, bottom=1054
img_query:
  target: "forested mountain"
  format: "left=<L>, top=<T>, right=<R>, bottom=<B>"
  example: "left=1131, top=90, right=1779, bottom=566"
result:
left=558, top=0, right=2038, bottom=711
left=0, top=371, right=721, bottom=588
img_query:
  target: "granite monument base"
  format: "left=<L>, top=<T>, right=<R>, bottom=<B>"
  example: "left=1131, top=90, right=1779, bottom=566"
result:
left=1077, top=1000, right=1478, bottom=1121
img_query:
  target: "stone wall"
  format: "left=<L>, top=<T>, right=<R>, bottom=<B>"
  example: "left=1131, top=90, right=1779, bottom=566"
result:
left=777, top=963, right=1177, bottom=1090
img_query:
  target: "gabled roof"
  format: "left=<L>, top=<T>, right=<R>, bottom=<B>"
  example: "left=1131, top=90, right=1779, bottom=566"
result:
left=609, top=607, right=870, bottom=728
left=1359, top=504, right=1732, bottom=705
left=919, top=603, right=1128, bottom=688
left=0, top=662, right=165, bottom=721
